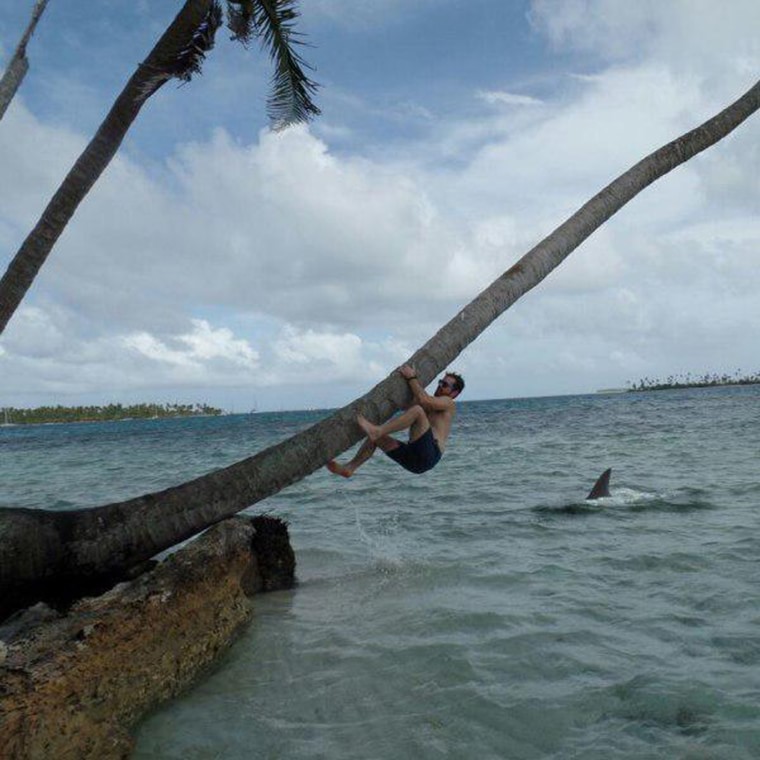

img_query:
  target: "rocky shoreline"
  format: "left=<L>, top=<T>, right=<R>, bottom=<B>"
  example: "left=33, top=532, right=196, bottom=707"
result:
left=0, top=514, right=295, bottom=758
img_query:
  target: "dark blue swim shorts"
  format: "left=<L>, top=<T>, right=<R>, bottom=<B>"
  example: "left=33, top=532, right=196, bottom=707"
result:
left=384, top=428, right=442, bottom=474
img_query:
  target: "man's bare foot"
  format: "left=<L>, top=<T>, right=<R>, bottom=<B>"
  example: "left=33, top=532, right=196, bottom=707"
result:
left=357, top=414, right=381, bottom=442
left=327, top=460, right=353, bottom=478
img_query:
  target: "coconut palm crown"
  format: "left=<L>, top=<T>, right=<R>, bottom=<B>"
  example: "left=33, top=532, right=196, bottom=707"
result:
left=175, top=1, right=320, bottom=126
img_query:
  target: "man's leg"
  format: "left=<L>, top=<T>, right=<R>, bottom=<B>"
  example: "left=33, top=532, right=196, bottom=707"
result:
left=327, top=433, right=402, bottom=478
left=327, top=437, right=377, bottom=478
left=357, top=405, right=430, bottom=444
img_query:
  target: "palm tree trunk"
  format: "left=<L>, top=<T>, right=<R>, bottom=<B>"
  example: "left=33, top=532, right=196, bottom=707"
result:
left=0, top=0, right=48, bottom=121
left=0, top=0, right=215, bottom=335
left=2, top=79, right=758, bottom=620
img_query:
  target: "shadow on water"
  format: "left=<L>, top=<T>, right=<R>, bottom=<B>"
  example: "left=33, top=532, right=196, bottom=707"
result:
left=601, top=674, right=716, bottom=737
left=531, top=489, right=716, bottom=517
left=532, top=501, right=605, bottom=517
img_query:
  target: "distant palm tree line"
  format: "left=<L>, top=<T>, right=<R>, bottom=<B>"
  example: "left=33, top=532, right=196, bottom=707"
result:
left=2, top=403, right=222, bottom=425
left=628, top=370, right=760, bottom=392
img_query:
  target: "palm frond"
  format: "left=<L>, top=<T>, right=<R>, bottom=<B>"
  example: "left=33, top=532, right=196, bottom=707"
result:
left=226, top=0, right=255, bottom=45
left=227, top=0, right=320, bottom=128
left=170, top=1, right=224, bottom=83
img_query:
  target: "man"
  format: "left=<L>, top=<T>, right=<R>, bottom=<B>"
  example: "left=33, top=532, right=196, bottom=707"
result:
left=327, top=364, right=464, bottom=477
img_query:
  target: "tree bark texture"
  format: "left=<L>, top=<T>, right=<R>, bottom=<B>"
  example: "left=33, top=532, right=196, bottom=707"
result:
left=0, top=0, right=48, bottom=121
left=1, top=80, right=757, bottom=620
left=0, top=0, right=213, bottom=334
left=0, top=514, right=295, bottom=759
left=0, top=56, right=29, bottom=121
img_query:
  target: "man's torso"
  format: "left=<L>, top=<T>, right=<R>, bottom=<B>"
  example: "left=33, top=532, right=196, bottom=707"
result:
left=428, top=407, right=455, bottom=451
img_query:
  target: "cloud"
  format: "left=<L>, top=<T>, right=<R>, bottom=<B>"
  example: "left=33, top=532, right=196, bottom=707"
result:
left=477, top=90, right=543, bottom=107
left=124, top=319, right=259, bottom=370
left=0, top=303, right=410, bottom=402
left=274, top=325, right=361, bottom=366
left=1, top=106, right=480, bottom=335
left=270, top=325, right=404, bottom=386
left=529, top=0, right=760, bottom=84
left=0, top=311, right=260, bottom=395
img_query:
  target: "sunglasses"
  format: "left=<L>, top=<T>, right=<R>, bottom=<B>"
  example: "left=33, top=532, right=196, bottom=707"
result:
left=437, top=379, right=455, bottom=390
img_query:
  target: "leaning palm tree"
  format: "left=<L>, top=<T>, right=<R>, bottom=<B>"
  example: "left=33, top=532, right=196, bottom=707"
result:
left=0, top=0, right=319, bottom=335
left=0, top=0, right=49, bottom=121
left=1, top=78, right=758, bottom=620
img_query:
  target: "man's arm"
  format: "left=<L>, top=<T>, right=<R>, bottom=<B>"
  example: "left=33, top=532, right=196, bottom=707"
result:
left=399, top=365, right=454, bottom=412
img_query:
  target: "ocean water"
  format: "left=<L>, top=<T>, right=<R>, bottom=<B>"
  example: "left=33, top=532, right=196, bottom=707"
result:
left=2, top=386, right=760, bottom=759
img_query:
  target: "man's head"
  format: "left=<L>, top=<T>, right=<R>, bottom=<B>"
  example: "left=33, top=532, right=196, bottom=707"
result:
left=435, top=371, right=464, bottom=399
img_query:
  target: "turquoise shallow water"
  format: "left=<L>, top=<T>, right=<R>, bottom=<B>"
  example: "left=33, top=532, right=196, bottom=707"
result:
left=2, top=386, right=760, bottom=758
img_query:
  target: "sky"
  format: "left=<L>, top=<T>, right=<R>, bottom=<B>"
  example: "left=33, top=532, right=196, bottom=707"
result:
left=0, top=0, right=758, bottom=412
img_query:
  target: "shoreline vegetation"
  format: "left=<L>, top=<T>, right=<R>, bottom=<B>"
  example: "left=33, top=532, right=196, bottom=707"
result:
left=4, top=375, right=760, bottom=424
left=1, top=402, right=223, bottom=426
left=627, top=371, right=760, bottom=392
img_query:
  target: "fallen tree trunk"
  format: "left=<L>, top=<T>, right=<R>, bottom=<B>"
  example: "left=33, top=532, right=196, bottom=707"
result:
left=0, top=514, right=294, bottom=759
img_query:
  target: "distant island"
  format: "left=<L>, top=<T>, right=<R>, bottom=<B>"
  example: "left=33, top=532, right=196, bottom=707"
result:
left=627, top=371, right=760, bottom=392
left=1, top=403, right=223, bottom=426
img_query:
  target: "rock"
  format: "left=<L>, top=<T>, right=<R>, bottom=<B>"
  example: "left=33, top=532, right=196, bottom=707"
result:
left=0, top=515, right=294, bottom=759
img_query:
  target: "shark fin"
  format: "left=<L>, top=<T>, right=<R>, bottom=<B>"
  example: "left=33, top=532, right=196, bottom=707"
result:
left=586, top=468, right=612, bottom=500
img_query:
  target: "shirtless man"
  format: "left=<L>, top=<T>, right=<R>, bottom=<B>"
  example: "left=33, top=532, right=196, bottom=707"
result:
left=327, top=364, right=464, bottom=477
